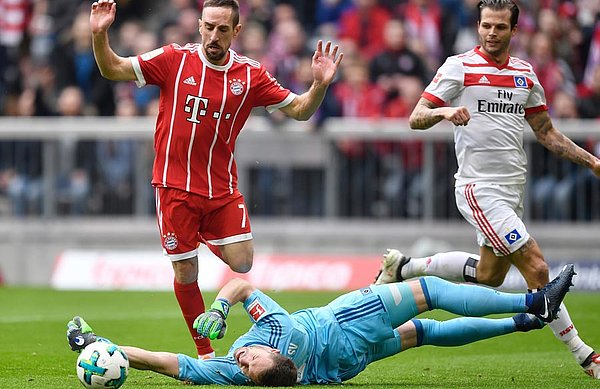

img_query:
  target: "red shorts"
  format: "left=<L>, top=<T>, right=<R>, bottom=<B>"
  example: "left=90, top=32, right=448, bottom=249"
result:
left=155, top=187, right=252, bottom=260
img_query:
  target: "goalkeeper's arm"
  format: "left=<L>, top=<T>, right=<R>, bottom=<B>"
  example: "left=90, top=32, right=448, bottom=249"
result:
left=193, top=278, right=256, bottom=340
left=214, top=278, right=256, bottom=306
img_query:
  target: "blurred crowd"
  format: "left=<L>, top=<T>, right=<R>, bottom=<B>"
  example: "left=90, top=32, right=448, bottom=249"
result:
left=0, top=0, right=599, bottom=219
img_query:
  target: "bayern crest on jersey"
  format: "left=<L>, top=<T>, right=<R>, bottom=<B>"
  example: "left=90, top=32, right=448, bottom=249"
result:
left=229, top=79, right=245, bottom=95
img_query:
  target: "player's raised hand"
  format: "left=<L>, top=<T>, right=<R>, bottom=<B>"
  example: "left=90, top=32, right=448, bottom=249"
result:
left=311, top=40, right=343, bottom=87
left=90, top=0, right=117, bottom=34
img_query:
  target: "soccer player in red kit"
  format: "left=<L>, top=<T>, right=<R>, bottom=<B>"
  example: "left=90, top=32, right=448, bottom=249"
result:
left=89, top=0, right=343, bottom=357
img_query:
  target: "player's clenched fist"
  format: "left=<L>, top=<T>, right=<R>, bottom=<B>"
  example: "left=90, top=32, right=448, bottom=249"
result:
left=443, top=106, right=471, bottom=126
left=193, top=299, right=231, bottom=340
left=90, top=0, right=117, bottom=34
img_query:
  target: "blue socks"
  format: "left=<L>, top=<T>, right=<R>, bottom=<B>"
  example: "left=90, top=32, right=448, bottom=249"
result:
left=413, top=317, right=516, bottom=346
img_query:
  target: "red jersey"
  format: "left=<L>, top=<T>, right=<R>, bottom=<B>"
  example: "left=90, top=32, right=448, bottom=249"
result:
left=131, top=44, right=295, bottom=198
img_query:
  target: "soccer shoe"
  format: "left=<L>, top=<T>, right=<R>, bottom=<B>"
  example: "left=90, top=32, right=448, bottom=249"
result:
left=374, top=249, right=410, bottom=285
left=512, top=313, right=545, bottom=332
left=581, top=352, right=600, bottom=379
left=534, top=264, right=575, bottom=323
left=67, top=316, right=97, bottom=352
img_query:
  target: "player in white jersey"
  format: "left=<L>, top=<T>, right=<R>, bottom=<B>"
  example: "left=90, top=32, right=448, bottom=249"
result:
left=375, top=0, right=600, bottom=379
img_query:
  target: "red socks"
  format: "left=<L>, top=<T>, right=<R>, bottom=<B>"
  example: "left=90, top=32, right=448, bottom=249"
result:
left=173, top=280, right=213, bottom=356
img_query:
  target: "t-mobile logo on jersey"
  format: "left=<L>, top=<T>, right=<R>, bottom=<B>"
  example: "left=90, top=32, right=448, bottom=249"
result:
left=184, top=94, right=209, bottom=124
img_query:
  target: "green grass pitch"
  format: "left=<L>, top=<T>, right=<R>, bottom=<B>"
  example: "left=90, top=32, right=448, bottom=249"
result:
left=1, top=287, right=599, bottom=388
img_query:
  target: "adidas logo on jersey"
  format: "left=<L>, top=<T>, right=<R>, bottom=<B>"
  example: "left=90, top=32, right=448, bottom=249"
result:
left=478, top=75, right=490, bottom=84
left=183, top=76, right=197, bottom=86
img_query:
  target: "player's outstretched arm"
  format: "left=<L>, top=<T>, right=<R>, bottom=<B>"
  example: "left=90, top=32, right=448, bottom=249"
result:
left=527, top=110, right=600, bottom=178
left=90, top=0, right=136, bottom=81
left=409, top=98, right=470, bottom=129
left=194, top=278, right=256, bottom=340
left=279, top=40, right=343, bottom=121
left=120, top=346, right=180, bottom=378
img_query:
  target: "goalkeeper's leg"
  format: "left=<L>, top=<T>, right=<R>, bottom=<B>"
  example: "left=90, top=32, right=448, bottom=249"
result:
left=370, top=314, right=543, bottom=362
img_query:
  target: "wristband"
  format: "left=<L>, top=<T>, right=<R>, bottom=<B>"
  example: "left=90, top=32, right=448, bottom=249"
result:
left=210, top=298, right=230, bottom=319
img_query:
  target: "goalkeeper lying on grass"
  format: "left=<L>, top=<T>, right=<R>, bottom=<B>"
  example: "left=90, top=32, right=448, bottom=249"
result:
left=67, top=264, right=575, bottom=386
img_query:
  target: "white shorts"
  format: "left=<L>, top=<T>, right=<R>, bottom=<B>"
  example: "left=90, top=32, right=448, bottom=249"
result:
left=455, top=183, right=530, bottom=256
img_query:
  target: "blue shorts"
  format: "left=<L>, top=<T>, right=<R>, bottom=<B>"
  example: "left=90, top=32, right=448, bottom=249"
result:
left=327, top=282, right=422, bottom=372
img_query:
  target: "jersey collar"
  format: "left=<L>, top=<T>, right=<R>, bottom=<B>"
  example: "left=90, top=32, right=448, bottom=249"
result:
left=198, top=48, right=234, bottom=71
left=474, top=46, right=510, bottom=69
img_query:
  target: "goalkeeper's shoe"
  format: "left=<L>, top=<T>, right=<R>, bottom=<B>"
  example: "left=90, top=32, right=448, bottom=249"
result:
left=533, top=264, right=575, bottom=323
left=374, top=249, right=410, bottom=285
left=67, top=316, right=97, bottom=352
left=582, top=352, right=600, bottom=379
left=512, top=313, right=545, bottom=332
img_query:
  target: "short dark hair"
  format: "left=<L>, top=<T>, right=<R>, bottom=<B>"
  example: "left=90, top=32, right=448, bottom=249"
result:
left=255, top=353, right=297, bottom=387
left=202, top=0, right=240, bottom=26
left=477, top=0, right=520, bottom=29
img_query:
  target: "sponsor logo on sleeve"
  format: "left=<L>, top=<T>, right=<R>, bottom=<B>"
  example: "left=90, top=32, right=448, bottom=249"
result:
left=141, top=48, right=165, bottom=61
left=248, top=299, right=267, bottom=321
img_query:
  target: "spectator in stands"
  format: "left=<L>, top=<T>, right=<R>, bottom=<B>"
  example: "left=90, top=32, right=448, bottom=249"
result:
left=267, top=18, right=309, bottom=90
left=332, top=59, right=385, bottom=216
left=0, top=0, right=30, bottom=114
left=1, top=57, right=58, bottom=216
left=315, top=0, right=353, bottom=27
left=55, top=86, right=94, bottom=215
left=115, top=20, right=145, bottom=55
left=581, top=18, right=600, bottom=88
left=537, top=5, right=585, bottom=84
left=234, top=21, right=271, bottom=68
left=578, top=66, right=600, bottom=119
left=394, top=0, right=444, bottom=75
left=370, top=19, right=428, bottom=91
left=3, top=88, right=45, bottom=216
left=51, top=10, right=115, bottom=116
left=96, top=97, right=136, bottom=215
left=177, top=7, right=203, bottom=43
left=527, top=31, right=576, bottom=105
left=243, top=0, right=275, bottom=34
left=337, top=0, right=391, bottom=60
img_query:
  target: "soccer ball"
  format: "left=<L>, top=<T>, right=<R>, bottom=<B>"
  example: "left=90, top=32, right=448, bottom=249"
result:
left=76, top=341, right=129, bottom=388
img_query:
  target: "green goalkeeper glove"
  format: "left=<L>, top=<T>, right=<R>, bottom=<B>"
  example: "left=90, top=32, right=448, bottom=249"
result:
left=193, top=298, right=230, bottom=340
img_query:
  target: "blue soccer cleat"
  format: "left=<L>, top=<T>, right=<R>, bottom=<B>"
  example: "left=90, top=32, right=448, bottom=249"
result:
left=512, top=313, right=545, bottom=332
left=533, top=264, right=575, bottom=323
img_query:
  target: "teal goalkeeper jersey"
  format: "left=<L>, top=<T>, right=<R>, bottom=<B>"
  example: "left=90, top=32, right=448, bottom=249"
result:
left=178, top=286, right=403, bottom=385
